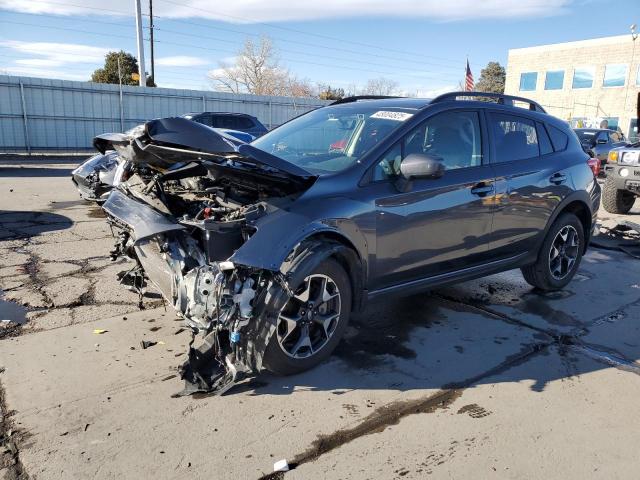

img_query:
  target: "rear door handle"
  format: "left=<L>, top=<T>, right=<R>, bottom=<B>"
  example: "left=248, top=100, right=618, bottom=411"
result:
left=549, top=172, right=567, bottom=185
left=470, top=182, right=495, bottom=196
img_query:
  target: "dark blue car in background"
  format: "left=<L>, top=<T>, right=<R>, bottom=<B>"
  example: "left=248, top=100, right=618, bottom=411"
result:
left=181, top=111, right=268, bottom=138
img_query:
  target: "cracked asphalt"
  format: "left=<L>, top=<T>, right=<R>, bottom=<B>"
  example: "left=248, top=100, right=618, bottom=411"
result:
left=2, top=158, right=640, bottom=479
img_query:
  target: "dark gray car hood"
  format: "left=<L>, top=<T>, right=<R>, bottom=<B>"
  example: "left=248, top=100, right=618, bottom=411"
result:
left=93, top=117, right=315, bottom=185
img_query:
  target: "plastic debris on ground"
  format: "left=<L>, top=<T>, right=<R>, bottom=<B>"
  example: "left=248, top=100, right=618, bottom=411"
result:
left=273, top=459, right=289, bottom=472
left=590, top=221, right=640, bottom=259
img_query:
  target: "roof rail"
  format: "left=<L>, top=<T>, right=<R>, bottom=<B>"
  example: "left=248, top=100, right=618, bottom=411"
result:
left=330, top=95, right=403, bottom=105
left=429, top=91, right=546, bottom=113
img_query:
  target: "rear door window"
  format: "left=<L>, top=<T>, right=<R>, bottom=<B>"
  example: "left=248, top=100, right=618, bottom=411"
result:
left=489, top=113, right=540, bottom=162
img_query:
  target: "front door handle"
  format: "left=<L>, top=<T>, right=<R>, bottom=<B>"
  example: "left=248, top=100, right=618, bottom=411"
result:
left=549, top=172, right=567, bottom=185
left=470, top=182, right=495, bottom=197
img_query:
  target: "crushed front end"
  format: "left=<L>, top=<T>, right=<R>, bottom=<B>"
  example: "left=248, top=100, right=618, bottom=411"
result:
left=99, top=117, right=315, bottom=395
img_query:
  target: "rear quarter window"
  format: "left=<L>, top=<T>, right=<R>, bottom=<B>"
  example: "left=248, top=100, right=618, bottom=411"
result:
left=547, top=124, right=569, bottom=151
left=537, top=122, right=553, bottom=155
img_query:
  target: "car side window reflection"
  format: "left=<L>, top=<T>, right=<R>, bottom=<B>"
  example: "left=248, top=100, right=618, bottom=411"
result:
left=373, top=111, right=482, bottom=181
left=489, top=113, right=539, bottom=162
left=373, top=142, right=402, bottom=181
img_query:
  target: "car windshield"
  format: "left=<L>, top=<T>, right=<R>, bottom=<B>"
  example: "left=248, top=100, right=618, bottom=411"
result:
left=251, top=104, right=416, bottom=174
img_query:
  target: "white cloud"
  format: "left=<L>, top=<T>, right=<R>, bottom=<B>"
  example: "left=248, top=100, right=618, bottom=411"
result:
left=1, top=65, right=88, bottom=81
left=0, top=0, right=573, bottom=22
left=0, top=40, right=111, bottom=64
left=0, top=41, right=114, bottom=82
left=15, top=58, right=64, bottom=67
left=155, top=56, right=208, bottom=67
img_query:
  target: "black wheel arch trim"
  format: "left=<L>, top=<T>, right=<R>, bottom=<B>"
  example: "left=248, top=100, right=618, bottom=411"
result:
left=537, top=190, right=595, bottom=255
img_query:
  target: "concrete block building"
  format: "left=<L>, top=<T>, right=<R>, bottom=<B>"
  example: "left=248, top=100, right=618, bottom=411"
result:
left=505, top=35, right=639, bottom=142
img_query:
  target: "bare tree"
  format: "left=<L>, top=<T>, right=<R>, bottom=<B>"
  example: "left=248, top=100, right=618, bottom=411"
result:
left=210, top=36, right=314, bottom=97
left=360, top=77, right=399, bottom=96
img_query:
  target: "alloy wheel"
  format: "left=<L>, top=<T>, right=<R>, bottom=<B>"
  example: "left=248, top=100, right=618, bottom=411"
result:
left=276, top=274, right=342, bottom=359
left=548, top=225, right=580, bottom=280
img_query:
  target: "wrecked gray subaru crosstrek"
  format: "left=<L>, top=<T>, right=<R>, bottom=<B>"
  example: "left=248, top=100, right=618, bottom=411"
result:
left=97, top=115, right=364, bottom=395
left=98, top=95, right=599, bottom=395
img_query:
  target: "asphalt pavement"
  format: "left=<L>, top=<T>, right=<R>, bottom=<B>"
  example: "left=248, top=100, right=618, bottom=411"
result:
left=1, top=160, right=640, bottom=479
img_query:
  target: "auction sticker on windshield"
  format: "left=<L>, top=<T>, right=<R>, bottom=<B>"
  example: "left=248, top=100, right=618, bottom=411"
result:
left=370, top=111, right=414, bottom=121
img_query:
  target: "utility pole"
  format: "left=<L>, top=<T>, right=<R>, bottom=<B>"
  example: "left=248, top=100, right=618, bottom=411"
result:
left=117, top=54, right=124, bottom=131
left=134, top=0, right=147, bottom=86
left=623, top=24, right=637, bottom=137
left=149, top=0, right=155, bottom=84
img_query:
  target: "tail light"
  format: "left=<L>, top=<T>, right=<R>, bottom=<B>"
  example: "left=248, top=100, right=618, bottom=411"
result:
left=587, top=157, right=600, bottom=177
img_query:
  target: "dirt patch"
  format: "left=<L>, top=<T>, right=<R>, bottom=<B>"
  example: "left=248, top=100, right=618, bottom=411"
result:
left=0, top=380, right=29, bottom=479
left=263, top=389, right=463, bottom=478
left=457, top=403, right=492, bottom=418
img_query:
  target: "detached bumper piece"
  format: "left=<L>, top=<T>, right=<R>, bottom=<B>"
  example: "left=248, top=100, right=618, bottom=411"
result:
left=176, top=331, right=247, bottom=396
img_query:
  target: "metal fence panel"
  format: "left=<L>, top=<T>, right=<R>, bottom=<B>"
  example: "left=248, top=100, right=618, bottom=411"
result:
left=0, top=75, right=329, bottom=153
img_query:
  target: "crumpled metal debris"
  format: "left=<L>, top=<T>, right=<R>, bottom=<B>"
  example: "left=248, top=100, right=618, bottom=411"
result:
left=591, top=221, right=640, bottom=259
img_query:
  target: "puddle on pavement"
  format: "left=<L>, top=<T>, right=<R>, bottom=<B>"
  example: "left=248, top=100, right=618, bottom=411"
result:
left=517, top=294, right=580, bottom=327
left=334, top=294, right=448, bottom=368
left=0, top=290, right=27, bottom=324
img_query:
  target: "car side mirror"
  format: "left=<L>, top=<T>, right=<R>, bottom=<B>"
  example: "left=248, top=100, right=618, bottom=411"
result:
left=395, top=153, right=445, bottom=192
left=400, top=153, right=445, bottom=180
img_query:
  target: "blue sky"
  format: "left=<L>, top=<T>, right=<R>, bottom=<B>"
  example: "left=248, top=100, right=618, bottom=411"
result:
left=0, top=0, right=637, bottom=95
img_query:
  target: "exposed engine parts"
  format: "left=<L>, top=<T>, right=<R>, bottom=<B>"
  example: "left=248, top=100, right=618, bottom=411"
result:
left=99, top=121, right=307, bottom=396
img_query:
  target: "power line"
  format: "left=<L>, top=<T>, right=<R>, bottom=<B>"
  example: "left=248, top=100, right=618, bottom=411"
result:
left=8, top=0, right=463, bottom=71
left=1, top=9, right=135, bottom=28
left=13, top=0, right=466, bottom=68
left=0, top=17, right=460, bottom=83
left=149, top=15, right=462, bottom=71
left=155, top=0, right=465, bottom=66
left=0, top=19, right=140, bottom=42
left=152, top=37, right=459, bottom=83
left=150, top=24, right=460, bottom=75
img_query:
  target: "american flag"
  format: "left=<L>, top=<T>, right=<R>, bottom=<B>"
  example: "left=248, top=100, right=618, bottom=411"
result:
left=465, top=60, right=474, bottom=91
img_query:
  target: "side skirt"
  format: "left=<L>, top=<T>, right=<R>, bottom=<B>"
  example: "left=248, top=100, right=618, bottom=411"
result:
left=367, top=252, right=533, bottom=301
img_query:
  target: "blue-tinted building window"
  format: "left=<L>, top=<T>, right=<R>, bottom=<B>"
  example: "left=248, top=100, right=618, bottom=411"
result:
left=544, top=70, right=564, bottom=90
left=572, top=67, right=594, bottom=89
left=519, top=72, right=537, bottom=91
left=603, top=64, right=627, bottom=87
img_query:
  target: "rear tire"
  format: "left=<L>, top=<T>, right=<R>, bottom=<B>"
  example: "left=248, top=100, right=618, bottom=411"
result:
left=263, top=256, right=352, bottom=376
left=521, top=213, right=584, bottom=291
left=602, top=177, right=636, bottom=214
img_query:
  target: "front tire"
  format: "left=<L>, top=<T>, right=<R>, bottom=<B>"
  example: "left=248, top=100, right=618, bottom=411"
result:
left=602, top=177, right=636, bottom=214
left=521, top=213, right=584, bottom=291
left=263, top=257, right=352, bottom=376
